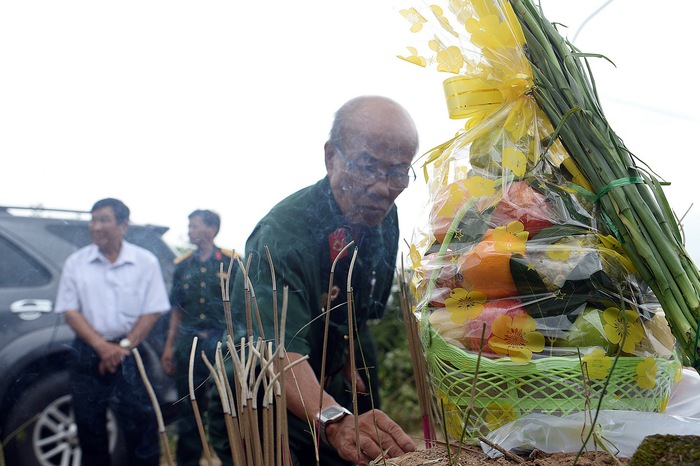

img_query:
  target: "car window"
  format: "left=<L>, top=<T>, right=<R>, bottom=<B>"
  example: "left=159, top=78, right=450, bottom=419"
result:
left=0, top=235, right=51, bottom=287
left=46, top=224, right=173, bottom=257
left=45, top=224, right=91, bottom=249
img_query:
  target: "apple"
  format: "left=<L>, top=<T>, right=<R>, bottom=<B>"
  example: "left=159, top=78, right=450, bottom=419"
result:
left=463, top=299, right=526, bottom=354
left=559, top=307, right=613, bottom=352
left=490, top=180, right=554, bottom=237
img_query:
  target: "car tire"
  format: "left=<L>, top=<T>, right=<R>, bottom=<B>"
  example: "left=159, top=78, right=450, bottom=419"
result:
left=2, top=370, right=126, bottom=466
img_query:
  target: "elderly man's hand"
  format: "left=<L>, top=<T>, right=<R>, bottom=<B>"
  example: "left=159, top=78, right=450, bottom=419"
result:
left=326, top=409, right=416, bottom=465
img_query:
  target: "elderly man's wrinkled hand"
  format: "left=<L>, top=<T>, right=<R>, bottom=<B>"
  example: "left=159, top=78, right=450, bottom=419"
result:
left=326, top=409, right=416, bottom=465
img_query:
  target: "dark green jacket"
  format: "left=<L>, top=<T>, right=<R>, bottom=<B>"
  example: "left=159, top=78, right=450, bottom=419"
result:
left=230, top=175, right=399, bottom=385
left=211, top=177, right=400, bottom=466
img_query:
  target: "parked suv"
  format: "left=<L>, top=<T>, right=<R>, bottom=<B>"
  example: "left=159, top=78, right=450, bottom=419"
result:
left=0, top=205, right=177, bottom=466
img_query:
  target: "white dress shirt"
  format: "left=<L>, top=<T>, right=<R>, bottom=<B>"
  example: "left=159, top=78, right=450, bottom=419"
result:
left=55, top=241, right=170, bottom=339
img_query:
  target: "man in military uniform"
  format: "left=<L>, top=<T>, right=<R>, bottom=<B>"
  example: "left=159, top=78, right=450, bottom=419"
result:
left=209, top=95, right=419, bottom=465
left=161, top=209, right=237, bottom=466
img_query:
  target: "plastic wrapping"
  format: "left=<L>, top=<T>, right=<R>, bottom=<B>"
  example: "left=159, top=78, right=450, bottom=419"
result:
left=483, top=409, right=700, bottom=459
left=481, top=369, right=700, bottom=457
left=400, top=0, right=683, bottom=440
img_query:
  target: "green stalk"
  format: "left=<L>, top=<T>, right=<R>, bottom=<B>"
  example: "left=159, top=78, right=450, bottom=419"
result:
left=510, top=0, right=700, bottom=364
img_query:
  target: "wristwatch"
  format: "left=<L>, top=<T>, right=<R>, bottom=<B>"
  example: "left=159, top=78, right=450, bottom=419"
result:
left=119, top=338, right=133, bottom=350
left=317, top=405, right=351, bottom=445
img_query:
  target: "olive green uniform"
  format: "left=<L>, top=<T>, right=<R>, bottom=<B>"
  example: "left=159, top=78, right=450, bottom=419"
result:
left=170, top=247, right=235, bottom=466
left=209, top=177, right=399, bottom=465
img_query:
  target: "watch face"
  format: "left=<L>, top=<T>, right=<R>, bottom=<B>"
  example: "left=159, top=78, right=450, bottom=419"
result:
left=321, top=406, right=347, bottom=423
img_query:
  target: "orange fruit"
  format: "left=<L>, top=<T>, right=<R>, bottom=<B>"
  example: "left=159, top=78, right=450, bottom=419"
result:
left=457, top=229, right=519, bottom=299
left=490, top=180, right=553, bottom=237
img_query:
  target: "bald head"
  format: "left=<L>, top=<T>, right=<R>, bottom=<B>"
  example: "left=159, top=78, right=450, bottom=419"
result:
left=325, top=96, right=418, bottom=227
left=329, top=96, right=418, bottom=152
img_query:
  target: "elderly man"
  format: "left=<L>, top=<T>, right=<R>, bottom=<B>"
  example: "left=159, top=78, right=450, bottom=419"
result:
left=211, top=95, right=419, bottom=465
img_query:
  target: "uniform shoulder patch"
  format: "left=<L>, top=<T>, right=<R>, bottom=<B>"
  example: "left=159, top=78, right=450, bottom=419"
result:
left=173, top=250, right=194, bottom=264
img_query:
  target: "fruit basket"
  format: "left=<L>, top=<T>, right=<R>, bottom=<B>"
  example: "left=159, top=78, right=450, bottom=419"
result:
left=414, top=172, right=683, bottom=438
left=400, top=0, right=688, bottom=439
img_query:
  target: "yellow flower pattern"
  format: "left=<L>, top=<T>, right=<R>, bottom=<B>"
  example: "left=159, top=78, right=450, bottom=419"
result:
left=455, top=165, right=469, bottom=180
left=502, top=147, right=527, bottom=177
left=462, top=175, right=496, bottom=197
left=397, top=46, right=427, bottom=67
left=673, top=362, right=683, bottom=383
left=582, top=348, right=612, bottom=380
left=597, top=234, right=636, bottom=273
left=465, top=12, right=519, bottom=50
left=408, top=243, right=422, bottom=270
left=436, top=390, right=468, bottom=439
left=436, top=45, right=465, bottom=73
left=504, top=97, right=536, bottom=141
left=492, top=221, right=528, bottom=254
left=436, top=182, right=468, bottom=217
left=546, top=245, right=572, bottom=261
left=430, top=4, right=458, bottom=37
left=400, top=7, right=427, bottom=33
left=488, top=313, right=544, bottom=363
left=444, top=288, right=487, bottom=323
left=603, top=307, right=644, bottom=353
left=636, top=357, right=658, bottom=389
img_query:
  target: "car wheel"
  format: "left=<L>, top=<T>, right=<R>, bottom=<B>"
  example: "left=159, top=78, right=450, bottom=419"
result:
left=3, top=370, right=124, bottom=466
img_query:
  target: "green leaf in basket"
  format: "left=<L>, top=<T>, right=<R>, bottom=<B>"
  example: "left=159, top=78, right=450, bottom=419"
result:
left=454, top=208, right=493, bottom=244
left=539, top=180, right=597, bottom=228
left=526, top=224, right=590, bottom=243
left=510, top=252, right=549, bottom=296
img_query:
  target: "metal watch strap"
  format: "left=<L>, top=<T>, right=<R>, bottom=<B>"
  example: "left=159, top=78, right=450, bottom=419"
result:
left=317, top=405, right=351, bottom=445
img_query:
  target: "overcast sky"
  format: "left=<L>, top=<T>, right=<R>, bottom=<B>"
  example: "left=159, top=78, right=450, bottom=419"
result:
left=2, top=0, right=699, bottom=264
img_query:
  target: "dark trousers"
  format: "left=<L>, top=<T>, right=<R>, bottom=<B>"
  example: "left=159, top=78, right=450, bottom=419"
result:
left=174, top=335, right=219, bottom=466
left=70, top=338, right=160, bottom=466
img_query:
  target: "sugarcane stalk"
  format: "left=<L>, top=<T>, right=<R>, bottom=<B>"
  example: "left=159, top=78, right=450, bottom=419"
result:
left=520, top=0, right=691, bottom=277
left=532, top=33, right=688, bottom=292
left=510, top=0, right=700, bottom=363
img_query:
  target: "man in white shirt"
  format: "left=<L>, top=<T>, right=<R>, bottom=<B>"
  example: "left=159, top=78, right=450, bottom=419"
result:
left=54, top=198, right=170, bottom=466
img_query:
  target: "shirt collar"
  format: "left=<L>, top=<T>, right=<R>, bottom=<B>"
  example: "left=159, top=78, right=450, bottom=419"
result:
left=86, top=240, right=137, bottom=265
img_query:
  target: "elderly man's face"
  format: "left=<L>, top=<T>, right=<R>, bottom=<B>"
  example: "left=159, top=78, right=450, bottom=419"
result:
left=326, top=104, right=417, bottom=227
